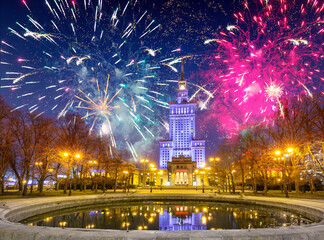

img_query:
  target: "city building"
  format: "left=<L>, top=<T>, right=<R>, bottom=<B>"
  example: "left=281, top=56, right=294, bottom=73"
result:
left=159, top=60, right=206, bottom=185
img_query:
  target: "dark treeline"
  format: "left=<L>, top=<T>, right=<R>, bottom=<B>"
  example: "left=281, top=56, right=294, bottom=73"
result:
left=213, top=95, right=324, bottom=194
left=0, top=97, right=135, bottom=196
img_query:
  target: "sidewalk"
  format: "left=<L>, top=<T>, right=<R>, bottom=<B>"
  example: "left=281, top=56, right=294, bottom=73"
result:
left=0, top=192, right=323, bottom=240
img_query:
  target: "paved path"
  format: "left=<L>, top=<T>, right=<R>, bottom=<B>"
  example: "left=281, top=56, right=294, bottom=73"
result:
left=0, top=192, right=323, bottom=240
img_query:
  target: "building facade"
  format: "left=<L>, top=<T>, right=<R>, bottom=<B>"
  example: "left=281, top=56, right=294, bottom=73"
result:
left=159, top=61, right=206, bottom=185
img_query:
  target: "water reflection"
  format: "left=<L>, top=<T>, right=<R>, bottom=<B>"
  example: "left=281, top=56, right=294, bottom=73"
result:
left=22, top=202, right=313, bottom=230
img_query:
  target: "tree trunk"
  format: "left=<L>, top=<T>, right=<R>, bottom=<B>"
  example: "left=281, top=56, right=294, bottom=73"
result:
left=263, top=170, right=268, bottom=194
left=227, top=175, right=231, bottom=193
left=113, top=172, right=118, bottom=193
left=63, top=179, right=67, bottom=194
left=241, top=170, right=245, bottom=193
left=231, top=174, right=235, bottom=193
left=73, top=180, right=77, bottom=191
left=22, top=182, right=28, bottom=196
left=252, top=172, right=257, bottom=194
left=221, top=178, right=224, bottom=192
left=0, top=179, right=4, bottom=194
left=18, top=179, right=23, bottom=191
left=73, top=172, right=77, bottom=191
left=64, top=167, right=71, bottom=194
left=30, top=164, right=35, bottom=194
left=80, top=172, right=84, bottom=192
left=309, top=176, right=315, bottom=193
left=224, top=179, right=227, bottom=193
left=103, top=178, right=106, bottom=193
left=38, top=176, right=45, bottom=194
left=56, top=179, right=59, bottom=191
left=295, top=179, right=300, bottom=194
left=264, top=181, right=268, bottom=194
left=22, top=167, right=30, bottom=196
left=94, top=182, right=98, bottom=194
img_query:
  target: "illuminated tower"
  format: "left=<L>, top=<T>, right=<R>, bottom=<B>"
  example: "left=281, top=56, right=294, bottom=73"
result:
left=159, top=60, right=205, bottom=171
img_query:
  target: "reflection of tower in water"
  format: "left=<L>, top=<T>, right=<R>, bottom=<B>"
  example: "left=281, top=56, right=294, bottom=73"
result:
left=158, top=206, right=207, bottom=231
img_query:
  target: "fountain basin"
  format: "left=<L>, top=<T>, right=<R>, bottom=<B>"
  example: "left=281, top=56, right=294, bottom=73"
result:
left=0, top=194, right=324, bottom=239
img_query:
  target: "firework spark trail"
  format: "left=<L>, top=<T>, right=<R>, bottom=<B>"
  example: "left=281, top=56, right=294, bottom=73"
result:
left=13, top=72, right=38, bottom=84
left=22, top=0, right=31, bottom=12
left=1, top=0, right=214, bottom=160
left=202, top=0, right=324, bottom=134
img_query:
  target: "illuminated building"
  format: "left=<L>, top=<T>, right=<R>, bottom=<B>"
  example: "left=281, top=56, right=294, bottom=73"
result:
left=159, top=60, right=206, bottom=185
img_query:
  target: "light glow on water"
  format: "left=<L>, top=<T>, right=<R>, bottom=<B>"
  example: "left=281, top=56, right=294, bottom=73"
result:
left=21, top=202, right=314, bottom=230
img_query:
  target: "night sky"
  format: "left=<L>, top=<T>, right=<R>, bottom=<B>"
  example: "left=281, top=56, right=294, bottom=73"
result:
left=0, top=0, right=323, bottom=163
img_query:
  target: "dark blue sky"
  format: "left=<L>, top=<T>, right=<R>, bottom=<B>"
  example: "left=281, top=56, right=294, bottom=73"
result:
left=0, top=0, right=241, bottom=162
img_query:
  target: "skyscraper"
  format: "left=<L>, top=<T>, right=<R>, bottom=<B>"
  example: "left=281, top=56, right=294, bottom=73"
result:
left=159, top=61, right=205, bottom=184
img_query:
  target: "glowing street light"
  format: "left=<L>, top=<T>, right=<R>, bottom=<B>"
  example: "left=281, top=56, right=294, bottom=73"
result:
left=140, top=159, right=149, bottom=170
left=63, top=151, right=82, bottom=196
left=149, top=163, right=155, bottom=168
left=159, top=170, right=164, bottom=190
left=123, top=170, right=129, bottom=192
left=209, top=157, right=220, bottom=169
left=149, top=165, right=156, bottom=193
left=274, top=148, right=293, bottom=198
left=195, top=169, right=207, bottom=193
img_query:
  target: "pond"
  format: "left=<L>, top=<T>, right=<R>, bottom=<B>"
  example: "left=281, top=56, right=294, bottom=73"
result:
left=21, top=201, right=314, bottom=230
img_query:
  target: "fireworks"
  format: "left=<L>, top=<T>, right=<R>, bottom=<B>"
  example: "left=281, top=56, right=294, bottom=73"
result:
left=203, top=0, right=324, bottom=134
left=0, top=0, right=191, bottom=160
left=2, top=0, right=321, bottom=154
left=75, top=75, right=122, bottom=141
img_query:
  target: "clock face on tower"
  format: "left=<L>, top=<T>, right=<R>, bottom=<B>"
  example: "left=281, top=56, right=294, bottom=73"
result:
left=179, top=84, right=186, bottom=90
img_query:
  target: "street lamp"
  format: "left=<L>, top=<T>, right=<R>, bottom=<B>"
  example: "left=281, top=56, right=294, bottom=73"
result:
left=140, top=159, right=149, bottom=170
left=275, top=148, right=293, bottom=198
left=287, top=148, right=293, bottom=153
left=123, top=170, right=129, bottom=192
left=209, top=157, right=220, bottom=169
left=63, top=152, right=81, bottom=196
left=149, top=164, right=156, bottom=193
left=201, top=171, right=206, bottom=193
left=140, top=159, right=149, bottom=186
left=159, top=170, right=163, bottom=190
left=195, top=169, right=206, bottom=193
left=231, top=169, right=236, bottom=193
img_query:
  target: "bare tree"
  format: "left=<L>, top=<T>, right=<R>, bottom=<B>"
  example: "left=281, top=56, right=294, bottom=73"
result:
left=57, top=114, right=88, bottom=195
left=109, top=150, right=128, bottom=192
left=33, top=116, right=58, bottom=193
left=9, top=111, right=42, bottom=196
left=216, top=142, right=237, bottom=193
left=0, top=98, right=12, bottom=194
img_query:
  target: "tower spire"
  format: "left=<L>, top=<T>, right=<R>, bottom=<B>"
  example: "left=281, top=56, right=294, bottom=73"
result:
left=177, top=58, right=188, bottom=103
left=180, top=58, right=184, bottom=81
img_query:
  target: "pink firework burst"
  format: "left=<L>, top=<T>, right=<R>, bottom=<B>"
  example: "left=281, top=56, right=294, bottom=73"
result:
left=203, top=0, right=324, bottom=135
